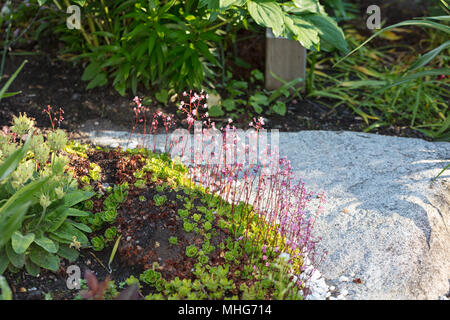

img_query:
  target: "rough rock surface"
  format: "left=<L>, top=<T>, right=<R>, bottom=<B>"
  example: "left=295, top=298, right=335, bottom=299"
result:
left=84, top=130, right=450, bottom=300
left=280, top=131, right=450, bottom=300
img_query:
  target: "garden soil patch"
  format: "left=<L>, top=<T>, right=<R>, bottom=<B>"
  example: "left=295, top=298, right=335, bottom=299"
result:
left=3, top=148, right=257, bottom=300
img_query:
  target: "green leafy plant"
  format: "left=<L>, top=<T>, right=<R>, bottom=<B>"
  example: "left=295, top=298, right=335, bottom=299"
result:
left=0, top=116, right=94, bottom=275
left=185, top=245, right=198, bottom=258
left=91, top=236, right=106, bottom=251
left=168, top=236, right=178, bottom=246
left=332, top=13, right=450, bottom=140
left=0, top=276, right=12, bottom=300
left=34, top=0, right=346, bottom=95
left=153, top=194, right=167, bottom=206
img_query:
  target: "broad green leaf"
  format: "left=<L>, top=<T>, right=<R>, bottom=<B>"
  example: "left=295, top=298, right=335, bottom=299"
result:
left=11, top=231, right=35, bottom=254
left=292, top=0, right=326, bottom=14
left=65, top=208, right=91, bottom=217
left=25, top=259, right=40, bottom=277
left=45, top=207, right=69, bottom=233
left=51, top=222, right=89, bottom=246
left=62, top=190, right=95, bottom=208
left=271, top=101, right=287, bottom=116
left=208, top=105, right=225, bottom=117
left=249, top=93, right=269, bottom=113
left=57, top=244, right=79, bottom=263
left=86, top=73, right=108, bottom=90
left=29, top=245, right=60, bottom=272
left=155, top=89, right=169, bottom=104
left=248, top=1, right=284, bottom=37
left=304, top=14, right=348, bottom=53
left=222, top=99, right=236, bottom=111
left=284, top=15, right=319, bottom=50
left=5, top=242, right=25, bottom=268
left=81, top=61, right=101, bottom=81
left=0, top=251, right=8, bottom=274
left=219, top=0, right=246, bottom=9
left=0, top=276, right=12, bottom=300
left=0, top=177, right=48, bottom=249
left=68, top=221, right=92, bottom=233
left=34, top=236, right=58, bottom=253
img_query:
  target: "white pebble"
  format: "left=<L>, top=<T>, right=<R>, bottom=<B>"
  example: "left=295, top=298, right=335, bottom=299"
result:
left=329, top=286, right=336, bottom=292
left=341, top=289, right=348, bottom=296
left=339, top=276, right=349, bottom=282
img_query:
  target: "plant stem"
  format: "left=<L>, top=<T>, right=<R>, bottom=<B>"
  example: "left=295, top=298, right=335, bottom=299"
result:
left=307, top=51, right=317, bottom=94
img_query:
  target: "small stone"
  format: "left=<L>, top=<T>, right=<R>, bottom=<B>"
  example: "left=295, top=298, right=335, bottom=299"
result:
left=126, top=236, right=132, bottom=241
left=339, top=276, right=349, bottom=282
left=329, top=286, right=336, bottom=292
left=341, top=289, right=348, bottom=296
left=94, top=121, right=99, bottom=126
left=86, top=259, right=91, bottom=266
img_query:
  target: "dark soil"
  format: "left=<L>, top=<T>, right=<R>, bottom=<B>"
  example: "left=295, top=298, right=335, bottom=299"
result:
left=3, top=148, right=254, bottom=300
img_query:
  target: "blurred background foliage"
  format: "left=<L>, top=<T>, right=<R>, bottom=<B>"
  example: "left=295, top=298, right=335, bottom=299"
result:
left=0, top=0, right=449, bottom=140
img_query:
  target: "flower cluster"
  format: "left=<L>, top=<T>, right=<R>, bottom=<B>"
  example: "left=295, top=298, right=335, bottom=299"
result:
left=178, top=90, right=209, bottom=129
left=42, top=105, right=64, bottom=131
left=129, top=96, right=175, bottom=151
left=126, top=90, right=325, bottom=289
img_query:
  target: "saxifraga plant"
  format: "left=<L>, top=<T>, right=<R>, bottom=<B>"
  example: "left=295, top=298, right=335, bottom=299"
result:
left=127, top=92, right=325, bottom=294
